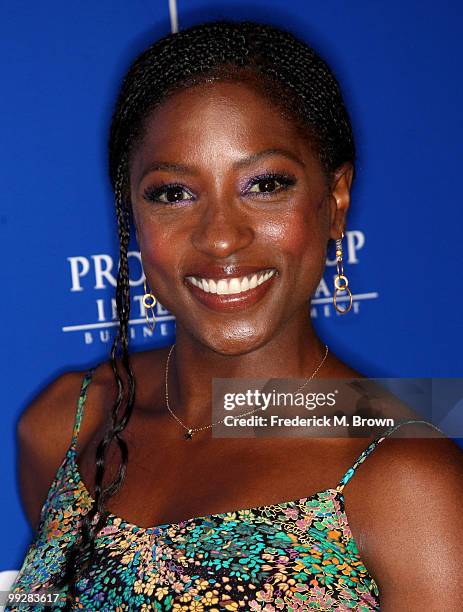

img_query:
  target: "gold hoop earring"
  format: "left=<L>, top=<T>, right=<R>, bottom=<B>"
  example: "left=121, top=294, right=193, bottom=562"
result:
left=143, top=278, right=157, bottom=331
left=333, top=231, right=353, bottom=314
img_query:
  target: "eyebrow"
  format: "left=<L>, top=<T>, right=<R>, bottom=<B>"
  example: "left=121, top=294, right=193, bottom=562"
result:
left=234, top=148, right=306, bottom=170
left=138, top=148, right=306, bottom=182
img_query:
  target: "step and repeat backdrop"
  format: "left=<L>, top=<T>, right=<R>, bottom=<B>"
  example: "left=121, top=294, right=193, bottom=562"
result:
left=1, top=0, right=461, bottom=579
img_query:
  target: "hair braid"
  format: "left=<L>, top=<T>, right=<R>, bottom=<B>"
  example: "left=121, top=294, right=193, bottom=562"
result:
left=53, top=165, right=136, bottom=607
left=54, top=18, right=356, bottom=603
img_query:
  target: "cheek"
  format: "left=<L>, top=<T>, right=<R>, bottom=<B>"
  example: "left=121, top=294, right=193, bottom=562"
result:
left=262, top=207, right=326, bottom=263
left=136, top=224, right=177, bottom=284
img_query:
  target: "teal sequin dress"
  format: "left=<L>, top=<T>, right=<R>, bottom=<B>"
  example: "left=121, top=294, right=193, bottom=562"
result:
left=6, top=366, right=436, bottom=611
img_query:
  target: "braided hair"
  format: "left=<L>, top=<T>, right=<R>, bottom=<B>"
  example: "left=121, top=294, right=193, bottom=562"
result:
left=55, top=19, right=356, bottom=606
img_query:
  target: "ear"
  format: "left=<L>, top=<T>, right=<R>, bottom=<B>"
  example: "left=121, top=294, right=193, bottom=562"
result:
left=327, top=163, right=354, bottom=240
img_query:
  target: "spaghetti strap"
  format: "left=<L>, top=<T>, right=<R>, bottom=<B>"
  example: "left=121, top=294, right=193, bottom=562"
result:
left=335, top=418, right=444, bottom=493
left=69, top=366, right=97, bottom=451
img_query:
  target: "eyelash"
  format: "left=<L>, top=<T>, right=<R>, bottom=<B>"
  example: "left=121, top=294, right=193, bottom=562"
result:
left=142, top=172, right=297, bottom=205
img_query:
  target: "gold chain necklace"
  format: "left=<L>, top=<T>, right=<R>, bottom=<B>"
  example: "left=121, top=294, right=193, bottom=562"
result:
left=164, top=343, right=329, bottom=440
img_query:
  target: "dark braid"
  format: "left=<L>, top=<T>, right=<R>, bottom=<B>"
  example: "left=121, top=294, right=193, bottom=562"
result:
left=54, top=164, right=137, bottom=605
left=54, top=19, right=356, bottom=606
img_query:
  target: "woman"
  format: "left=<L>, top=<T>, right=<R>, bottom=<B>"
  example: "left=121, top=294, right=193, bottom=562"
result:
left=7, top=19, right=463, bottom=612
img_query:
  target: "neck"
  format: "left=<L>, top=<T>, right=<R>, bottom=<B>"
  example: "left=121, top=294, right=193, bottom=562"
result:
left=166, top=307, right=331, bottom=425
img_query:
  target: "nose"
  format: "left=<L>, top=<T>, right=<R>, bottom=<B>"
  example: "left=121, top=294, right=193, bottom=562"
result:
left=190, top=198, right=254, bottom=258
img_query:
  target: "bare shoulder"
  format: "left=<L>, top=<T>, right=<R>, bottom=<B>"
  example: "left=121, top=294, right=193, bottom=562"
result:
left=17, top=368, right=89, bottom=466
left=17, top=362, right=114, bottom=463
left=16, top=366, right=94, bottom=531
left=17, top=346, right=169, bottom=447
left=345, top=421, right=463, bottom=609
left=16, top=347, right=169, bottom=531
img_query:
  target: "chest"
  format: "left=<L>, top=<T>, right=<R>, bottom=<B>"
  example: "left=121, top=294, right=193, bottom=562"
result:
left=20, top=451, right=382, bottom=612
left=76, top=411, right=368, bottom=529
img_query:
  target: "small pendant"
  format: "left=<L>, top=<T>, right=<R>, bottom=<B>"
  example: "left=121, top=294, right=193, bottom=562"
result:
left=184, top=429, right=193, bottom=440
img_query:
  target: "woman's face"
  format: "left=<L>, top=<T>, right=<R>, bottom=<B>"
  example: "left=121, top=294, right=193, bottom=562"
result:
left=129, top=80, right=352, bottom=354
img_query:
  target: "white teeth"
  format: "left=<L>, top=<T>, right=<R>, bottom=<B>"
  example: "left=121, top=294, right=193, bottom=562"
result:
left=217, top=279, right=229, bottom=295
left=186, top=269, right=276, bottom=296
left=228, top=278, right=242, bottom=294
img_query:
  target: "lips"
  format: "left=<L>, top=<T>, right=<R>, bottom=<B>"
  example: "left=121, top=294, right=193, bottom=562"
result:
left=183, top=266, right=278, bottom=312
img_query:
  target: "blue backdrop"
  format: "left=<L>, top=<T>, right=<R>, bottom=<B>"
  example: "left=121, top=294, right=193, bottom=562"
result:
left=1, top=0, right=461, bottom=578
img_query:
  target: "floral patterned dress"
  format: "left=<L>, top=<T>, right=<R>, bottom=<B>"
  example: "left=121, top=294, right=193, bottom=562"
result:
left=6, top=366, right=435, bottom=611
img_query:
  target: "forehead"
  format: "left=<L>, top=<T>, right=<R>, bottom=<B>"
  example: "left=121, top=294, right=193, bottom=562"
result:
left=130, top=80, right=315, bottom=168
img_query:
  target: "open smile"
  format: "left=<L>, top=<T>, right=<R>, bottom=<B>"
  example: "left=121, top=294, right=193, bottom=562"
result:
left=184, top=268, right=278, bottom=312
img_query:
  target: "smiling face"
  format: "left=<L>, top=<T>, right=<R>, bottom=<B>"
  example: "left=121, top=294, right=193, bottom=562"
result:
left=129, top=80, right=353, bottom=354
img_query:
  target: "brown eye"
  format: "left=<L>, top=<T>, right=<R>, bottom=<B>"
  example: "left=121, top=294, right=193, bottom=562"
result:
left=143, top=184, right=195, bottom=204
left=250, top=178, right=280, bottom=193
left=246, top=173, right=296, bottom=196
